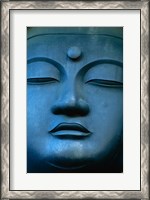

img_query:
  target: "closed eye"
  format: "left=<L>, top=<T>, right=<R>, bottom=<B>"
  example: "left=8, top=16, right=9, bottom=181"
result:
left=85, top=79, right=123, bottom=88
left=27, top=77, right=59, bottom=85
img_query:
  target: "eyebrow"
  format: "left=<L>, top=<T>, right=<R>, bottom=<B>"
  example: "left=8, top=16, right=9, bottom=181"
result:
left=85, top=59, right=122, bottom=68
left=78, top=59, right=123, bottom=76
left=27, top=57, right=123, bottom=74
left=27, top=57, right=64, bottom=73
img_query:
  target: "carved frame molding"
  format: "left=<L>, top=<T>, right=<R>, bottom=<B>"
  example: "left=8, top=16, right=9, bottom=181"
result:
left=1, top=1, right=149, bottom=199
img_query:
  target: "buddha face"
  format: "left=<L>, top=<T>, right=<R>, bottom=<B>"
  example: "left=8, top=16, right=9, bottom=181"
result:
left=27, top=30, right=123, bottom=172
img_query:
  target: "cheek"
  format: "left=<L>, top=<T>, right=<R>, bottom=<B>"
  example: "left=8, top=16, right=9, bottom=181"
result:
left=27, top=86, right=53, bottom=149
left=85, top=87, right=123, bottom=144
left=85, top=87, right=123, bottom=119
left=27, top=85, right=57, bottom=121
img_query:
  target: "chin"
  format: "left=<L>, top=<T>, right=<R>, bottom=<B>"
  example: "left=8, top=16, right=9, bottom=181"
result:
left=45, top=145, right=108, bottom=171
left=46, top=152, right=90, bottom=171
left=47, top=160, right=88, bottom=170
left=28, top=151, right=123, bottom=173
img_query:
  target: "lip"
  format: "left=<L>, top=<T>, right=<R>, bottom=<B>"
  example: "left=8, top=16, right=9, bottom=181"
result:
left=49, top=122, right=91, bottom=137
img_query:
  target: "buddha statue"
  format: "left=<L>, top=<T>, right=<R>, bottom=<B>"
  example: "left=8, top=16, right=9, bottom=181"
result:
left=27, top=27, right=123, bottom=173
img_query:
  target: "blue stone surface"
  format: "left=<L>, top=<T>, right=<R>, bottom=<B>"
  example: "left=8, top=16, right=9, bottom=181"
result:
left=27, top=27, right=123, bottom=173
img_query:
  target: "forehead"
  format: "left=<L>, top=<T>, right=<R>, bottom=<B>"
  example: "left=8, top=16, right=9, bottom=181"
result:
left=28, top=34, right=123, bottom=67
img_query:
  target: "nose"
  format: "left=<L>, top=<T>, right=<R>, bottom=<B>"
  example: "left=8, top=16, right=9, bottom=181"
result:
left=51, top=84, right=90, bottom=117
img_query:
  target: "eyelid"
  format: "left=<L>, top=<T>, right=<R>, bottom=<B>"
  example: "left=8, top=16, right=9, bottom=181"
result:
left=85, top=79, right=123, bottom=87
left=83, top=63, right=123, bottom=84
left=27, top=61, right=61, bottom=80
left=27, top=77, right=59, bottom=85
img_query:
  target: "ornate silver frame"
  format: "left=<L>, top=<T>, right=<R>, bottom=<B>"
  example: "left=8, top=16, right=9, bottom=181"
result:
left=1, top=1, right=149, bottom=199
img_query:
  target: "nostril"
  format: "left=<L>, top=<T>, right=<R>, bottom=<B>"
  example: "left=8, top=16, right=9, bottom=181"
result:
left=51, top=99, right=90, bottom=116
left=52, top=107, right=85, bottom=116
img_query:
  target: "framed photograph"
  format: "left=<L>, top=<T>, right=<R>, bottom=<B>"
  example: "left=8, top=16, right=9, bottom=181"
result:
left=1, top=1, right=149, bottom=199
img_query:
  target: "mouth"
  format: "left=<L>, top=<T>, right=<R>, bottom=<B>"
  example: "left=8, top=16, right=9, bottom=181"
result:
left=49, top=122, right=91, bottom=137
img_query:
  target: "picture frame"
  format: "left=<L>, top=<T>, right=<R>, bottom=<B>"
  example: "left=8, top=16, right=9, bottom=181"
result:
left=1, top=0, right=149, bottom=199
